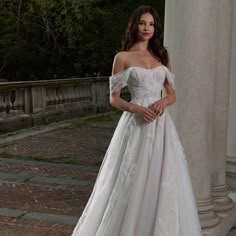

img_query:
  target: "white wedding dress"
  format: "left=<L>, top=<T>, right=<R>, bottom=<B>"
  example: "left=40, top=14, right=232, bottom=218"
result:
left=72, top=65, right=202, bottom=236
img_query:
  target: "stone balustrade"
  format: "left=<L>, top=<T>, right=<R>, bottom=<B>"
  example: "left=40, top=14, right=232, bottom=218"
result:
left=0, top=77, right=130, bottom=133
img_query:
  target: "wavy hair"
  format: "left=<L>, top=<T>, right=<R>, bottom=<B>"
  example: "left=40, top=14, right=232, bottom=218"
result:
left=121, top=5, right=169, bottom=66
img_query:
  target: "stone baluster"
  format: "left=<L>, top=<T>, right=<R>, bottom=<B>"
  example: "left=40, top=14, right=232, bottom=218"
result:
left=85, top=81, right=89, bottom=100
left=57, top=87, right=63, bottom=104
left=74, top=85, right=80, bottom=102
left=52, top=87, right=58, bottom=105
left=5, top=91, right=12, bottom=113
left=47, top=88, right=54, bottom=105
left=0, top=91, right=6, bottom=115
left=78, top=82, right=85, bottom=101
left=14, top=88, right=25, bottom=113
left=72, top=86, right=77, bottom=102
left=67, top=87, right=73, bottom=102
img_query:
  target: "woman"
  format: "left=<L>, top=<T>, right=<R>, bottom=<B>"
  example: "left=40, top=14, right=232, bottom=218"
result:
left=72, top=5, right=202, bottom=236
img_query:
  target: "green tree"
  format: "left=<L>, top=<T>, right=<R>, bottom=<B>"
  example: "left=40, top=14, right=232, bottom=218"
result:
left=0, top=0, right=165, bottom=81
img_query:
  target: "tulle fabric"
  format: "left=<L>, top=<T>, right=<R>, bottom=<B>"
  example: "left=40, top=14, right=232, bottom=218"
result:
left=72, top=66, right=202, bottom=236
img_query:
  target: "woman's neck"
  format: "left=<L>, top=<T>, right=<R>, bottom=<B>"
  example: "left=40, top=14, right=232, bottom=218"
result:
left=130, top=41, right=149, bottom=52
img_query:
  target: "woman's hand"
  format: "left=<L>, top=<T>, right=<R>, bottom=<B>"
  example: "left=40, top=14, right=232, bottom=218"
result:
left=132, top=104, right=157, bottom=123
left=151, top=98, right=168, bottom=116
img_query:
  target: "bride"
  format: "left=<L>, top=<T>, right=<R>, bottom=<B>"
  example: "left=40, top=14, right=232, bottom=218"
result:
left=72, top=5, right=202, bottom=236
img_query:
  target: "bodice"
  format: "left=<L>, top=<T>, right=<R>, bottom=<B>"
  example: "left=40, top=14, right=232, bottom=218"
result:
left=109, top=65, right=175, bottom=107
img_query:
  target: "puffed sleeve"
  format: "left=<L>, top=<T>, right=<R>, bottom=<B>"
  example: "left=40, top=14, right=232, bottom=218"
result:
left=109, top=68, right=131, bottom=93
left=163, top=66, right=175, bottom=90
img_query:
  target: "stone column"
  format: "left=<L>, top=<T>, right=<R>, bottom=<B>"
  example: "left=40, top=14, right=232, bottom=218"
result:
left=164, top=0, right=236, bottom=234
left=210, top=0, right=235, bottom=216
left=226, top=0, right=236, bottom=193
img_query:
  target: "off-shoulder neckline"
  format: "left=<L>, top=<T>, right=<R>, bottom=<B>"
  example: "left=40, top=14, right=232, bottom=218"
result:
left=110, top=65, right=171, bottom=77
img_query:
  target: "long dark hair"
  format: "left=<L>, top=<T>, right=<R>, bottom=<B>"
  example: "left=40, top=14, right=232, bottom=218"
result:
left=121, top=5, right=169, bottom=66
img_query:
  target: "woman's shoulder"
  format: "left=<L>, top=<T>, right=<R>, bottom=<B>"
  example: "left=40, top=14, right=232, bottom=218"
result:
left=114, top=51, right=132, bottom=61
left=112, top=51, right=131, bottom=74
left=113, top=51, right=135, bottom=67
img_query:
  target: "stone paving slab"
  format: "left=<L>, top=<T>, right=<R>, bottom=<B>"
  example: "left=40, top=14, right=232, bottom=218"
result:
left=0, top=112, right=120, bottom=165
left=0, top=208, right=28, bottom=218
left=0, top=215, right=74, bottom=236
left=30, top=176, right=93, bottom=186
left=0, top=157, right=99, bottom=172
left=0, top=172, right=33, bottom=183
left=0, top=162, right=94, bottom=235
left=1, top=112, right=235, bottom=235
left=0, top=112, right=121, bottom=235
left=23, top=212, right=78, bottom=225
left=0, top=128, right=111, bottom=164
left=0, top=171, right=94, bottom=186
left=0, top=122, right=69, bottom=146
left=0, top=173, right=94, bottom=216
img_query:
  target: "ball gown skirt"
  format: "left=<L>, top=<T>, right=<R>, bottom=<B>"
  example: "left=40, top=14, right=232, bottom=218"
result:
left=72, top=65, right=202, bottom=236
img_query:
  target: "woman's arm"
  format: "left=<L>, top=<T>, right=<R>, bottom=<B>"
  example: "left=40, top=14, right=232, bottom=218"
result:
left=151, top=59, right=176, bottom=115
left=162, top=80, right=176, bottom=106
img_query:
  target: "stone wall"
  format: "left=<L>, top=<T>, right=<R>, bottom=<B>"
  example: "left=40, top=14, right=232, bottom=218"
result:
left=0, top=77, right=130, bottom=133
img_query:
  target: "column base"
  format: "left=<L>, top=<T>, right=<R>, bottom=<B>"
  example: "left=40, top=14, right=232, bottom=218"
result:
left=202, top=205, right=236, bottom=236
left=226, top=155, right=236, bottom=191
left=197, top=197, right=221, bottom=229
left=211, top=184, right=235, bottom=213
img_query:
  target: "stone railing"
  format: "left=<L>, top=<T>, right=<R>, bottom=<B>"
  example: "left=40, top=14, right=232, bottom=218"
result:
left=0, top=77, right=130, bottom=133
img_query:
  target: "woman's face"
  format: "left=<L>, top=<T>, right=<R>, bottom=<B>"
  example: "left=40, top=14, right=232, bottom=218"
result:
left=137, top=12, right=155, bottom=41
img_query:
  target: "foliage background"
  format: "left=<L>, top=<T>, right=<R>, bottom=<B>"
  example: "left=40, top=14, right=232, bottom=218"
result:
left=0, top=0, right=165, bottom=81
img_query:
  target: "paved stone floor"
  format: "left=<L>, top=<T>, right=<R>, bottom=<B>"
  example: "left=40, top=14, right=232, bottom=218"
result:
left=0, top=112, right=121, bottom=236
left=1, top=111, right=235, bottom=236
